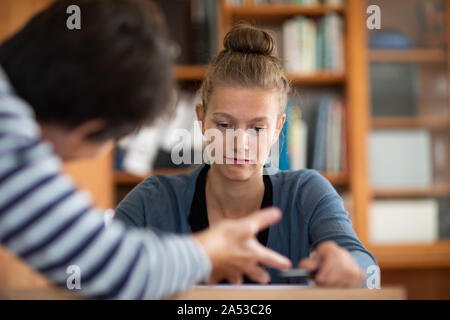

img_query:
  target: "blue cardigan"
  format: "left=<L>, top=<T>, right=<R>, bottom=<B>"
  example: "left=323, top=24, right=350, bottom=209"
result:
left=115, top=164, right=378, bottom=285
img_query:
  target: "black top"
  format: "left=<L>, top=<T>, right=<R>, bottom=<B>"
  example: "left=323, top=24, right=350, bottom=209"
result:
left=188, top=164, right=273, bottom=284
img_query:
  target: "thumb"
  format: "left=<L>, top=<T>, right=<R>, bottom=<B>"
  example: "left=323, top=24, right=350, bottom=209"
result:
left=298, top=254, right=320, bottom=271
left=239, top=207, right=282, bottom=238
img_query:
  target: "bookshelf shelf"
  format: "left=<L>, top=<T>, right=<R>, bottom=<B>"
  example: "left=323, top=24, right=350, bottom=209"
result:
left=174, top=67, right=345, bottom=84
left=371, top=116, right=450, bottom=130
left=227, top=5, right=345, bottom=20
left=116, top=169, right=349, bottom=186
left=287, top=72, right=345, bottom=84
left=369, top=49, right=446, bottom=63
left=115, top=168, right=195, bottom=185
left=174, top=65, right=207, bottom=81
left=369, top=240, right=450, bottom=269
left=372, top=184, right=450, bottom=198
left=321, top=171, right=348, bottom=186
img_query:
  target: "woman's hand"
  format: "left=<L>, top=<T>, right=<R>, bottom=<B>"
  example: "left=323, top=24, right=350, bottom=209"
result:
left=298, top=240, right=366, bottom=288
left=193, top=207, right=292, bottom=285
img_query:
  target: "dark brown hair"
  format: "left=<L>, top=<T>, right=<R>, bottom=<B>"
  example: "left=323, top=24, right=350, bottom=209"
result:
left=0, top=0, right=174, bottom=140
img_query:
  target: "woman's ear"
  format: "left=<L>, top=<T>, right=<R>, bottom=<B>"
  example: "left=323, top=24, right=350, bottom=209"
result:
left=195, top=103, right=206, bottom=134
left=69, top=118, right=106, bottom=142
left=273, top=113, right=286, bottom=142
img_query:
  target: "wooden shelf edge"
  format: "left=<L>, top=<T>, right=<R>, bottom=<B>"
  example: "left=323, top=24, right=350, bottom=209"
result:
left=228, top=4, right=345, bottom=17
left=321, top=171, right=349, bottom=185
left=369, top=49, right=446, bottom=63
left=287, top=72, right=345, bottom=84
left=116, top=169, right=349, bottom=185
left=173, top=67, right=345, bottom=84
left=372, top=185, right=450, bottom=198
left=174, top=65, right=207, bottom=81
left=115, top=168, right=195, bottom=184
left=369, top=240, right=450, bottom=269
left=371, top=116, right=450, bottom=130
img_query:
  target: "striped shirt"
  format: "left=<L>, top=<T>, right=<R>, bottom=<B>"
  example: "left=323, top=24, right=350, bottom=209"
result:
left=0, top=66, right=211, bottom=299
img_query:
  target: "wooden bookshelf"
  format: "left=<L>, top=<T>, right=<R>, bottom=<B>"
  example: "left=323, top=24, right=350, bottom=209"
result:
left=364, top=0, right=450, bottom=278
left=369, top=49, right=447, bottom=63
left=219, top=1, right=346, bottom=44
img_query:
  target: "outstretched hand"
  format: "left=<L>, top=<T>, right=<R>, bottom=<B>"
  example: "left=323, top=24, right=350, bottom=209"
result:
left=193, top=207, right=292, bottom=284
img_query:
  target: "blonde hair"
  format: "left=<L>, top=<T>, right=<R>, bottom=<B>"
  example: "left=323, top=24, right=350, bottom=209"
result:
left=200, top=23, right=290, bottom=114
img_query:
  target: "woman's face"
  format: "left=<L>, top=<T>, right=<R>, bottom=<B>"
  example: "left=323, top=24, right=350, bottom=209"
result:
left=197, top=86, right=285, bottom=181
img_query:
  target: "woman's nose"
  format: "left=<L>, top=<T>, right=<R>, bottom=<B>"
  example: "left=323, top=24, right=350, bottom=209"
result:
left=234, top=129, right=250, bottom=152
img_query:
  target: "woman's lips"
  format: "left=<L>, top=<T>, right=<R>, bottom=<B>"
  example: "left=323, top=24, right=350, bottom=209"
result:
left=224, top=157, right=252, bottom=164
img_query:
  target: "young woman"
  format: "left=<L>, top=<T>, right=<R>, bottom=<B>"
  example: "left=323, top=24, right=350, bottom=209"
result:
left=115, top=24, right=377, bottom=287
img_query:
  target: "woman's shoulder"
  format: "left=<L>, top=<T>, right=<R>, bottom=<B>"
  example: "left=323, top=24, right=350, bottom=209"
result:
left=115, top=165, right=203, bottom=227
left=131, top=165, right=202, bottom=197
left=270, top=168, right=339, bottom=212
left=271, top=168, right=332, bottom=191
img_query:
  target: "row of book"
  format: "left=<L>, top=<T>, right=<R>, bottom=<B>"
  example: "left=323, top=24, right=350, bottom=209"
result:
left=282, top=14, right=344, bottom=73
left=369, top=129, right=449, bottom=188
left=370, top=198, right=450, bottom=244
left=155, top=0, right=217, bottom=65
left=227, top=0, right=344, bottom=6
left=279, top=96, right=346, bottom=173
left=371, top=62, right=448, bottom=118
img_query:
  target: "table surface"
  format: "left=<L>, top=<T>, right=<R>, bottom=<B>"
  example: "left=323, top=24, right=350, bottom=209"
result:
left=0, top=285, right=407, bottom=300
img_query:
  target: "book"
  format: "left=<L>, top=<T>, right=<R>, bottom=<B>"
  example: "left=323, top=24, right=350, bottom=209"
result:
left=438, top=198, right=450, bottom=239
left=369, top=129, right=432, bottom=188
left=287, top=106, right=308, bottom=170
left=370, top=199, right=439, bottom=244
left=327, top=99, right=343, bottom=173
left=282, top=14, right=344, bottom=73
left=431, top=131, right=449, bottom=185
left=370, top=62, right=418, bottom=117
left=191, top=0, right=211, bottom=65
left=310, top=96, right=345, bottom=172
left=312, top=97, right=330, bottom=171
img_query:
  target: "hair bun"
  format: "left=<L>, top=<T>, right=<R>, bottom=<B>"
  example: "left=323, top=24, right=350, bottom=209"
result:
left=223, top=24, right=276, bottom=56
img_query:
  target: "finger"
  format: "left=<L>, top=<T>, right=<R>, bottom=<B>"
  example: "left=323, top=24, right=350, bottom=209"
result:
left=315, top=261, right=335, bottom=286
left=239, top=207, right=282, bottom=237
left=253, top=243, right=292, bottom=270
left=318, top=263, right=349, bottom=287
left=206, top=272, right=220, bottom=285
left=338, top=267, right=360, bottom=288
left=241, top=264, right=271, bottom=284
left=298, top=256, right=320, bottom=271
left=328, top=267, right=349, bottom=288
left=348, top=267, right=366, bottom=288
left=226, top=273, right=243, bottom=285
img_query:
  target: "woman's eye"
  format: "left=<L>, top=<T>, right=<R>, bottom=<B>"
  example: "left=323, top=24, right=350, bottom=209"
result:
left=218, top=123, right=231, bottom=129
left=253, top=127, right=266, bottom=133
